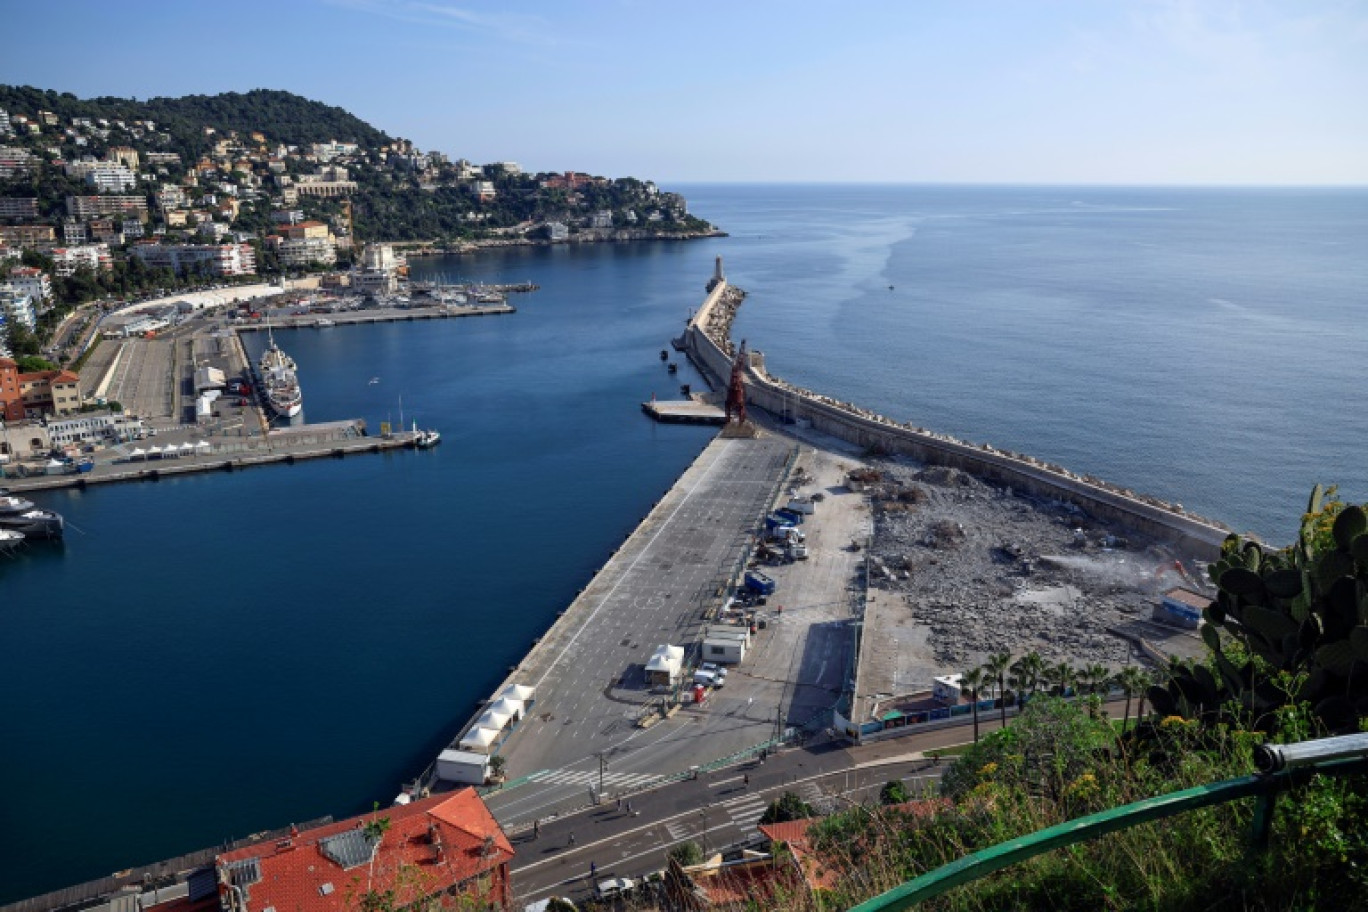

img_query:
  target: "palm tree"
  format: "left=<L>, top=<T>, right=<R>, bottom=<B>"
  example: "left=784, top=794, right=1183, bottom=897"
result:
left=983, top=651, right=1013, bottom=728
left=961, top=667, right=985, bottom=743
left=1011, top=651, right=1045, bottom=707
left=1116, top=666, right=1148, bottom=733
left=1083, top=663, right=1109, bottom=695
left=1049, top=661, right=1075, bottom=697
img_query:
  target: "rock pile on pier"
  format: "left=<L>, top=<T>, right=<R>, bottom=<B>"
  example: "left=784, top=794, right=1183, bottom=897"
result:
left=859, top=459, right=1207, bottom=670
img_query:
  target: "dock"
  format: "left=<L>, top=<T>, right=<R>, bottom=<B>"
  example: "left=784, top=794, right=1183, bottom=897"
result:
left=641, top=398, right=726, bottom=424
left=237, top=302, right=514, bottom=332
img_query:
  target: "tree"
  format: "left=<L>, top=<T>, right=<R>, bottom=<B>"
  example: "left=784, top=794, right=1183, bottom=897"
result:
left=667, top=840, right=704, bottom=867
left=879, top=779, right=909, bottom=805
left=759, top=792, right=815, bottom=825
left=983, top=651, right=1013, bottom=727
left=961, top=666, right=985, bottom=743
left=1115, top=665, right=1150, bottom=733
left=488, top=754, right=506, bottom=781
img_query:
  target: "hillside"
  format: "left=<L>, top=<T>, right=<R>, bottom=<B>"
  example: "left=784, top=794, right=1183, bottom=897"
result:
left=0, top=86, right=390, bottom=158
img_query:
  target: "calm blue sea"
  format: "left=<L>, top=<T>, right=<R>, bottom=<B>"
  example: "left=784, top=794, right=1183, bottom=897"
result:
left=1, top=185, right=1364, bottom=900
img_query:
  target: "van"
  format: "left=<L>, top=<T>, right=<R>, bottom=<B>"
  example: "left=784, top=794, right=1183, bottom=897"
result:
left=693, top=670, right=717, bottom=687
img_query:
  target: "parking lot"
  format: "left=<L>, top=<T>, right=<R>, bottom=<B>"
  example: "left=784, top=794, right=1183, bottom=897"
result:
left=482, top=431, right=874, bottom=832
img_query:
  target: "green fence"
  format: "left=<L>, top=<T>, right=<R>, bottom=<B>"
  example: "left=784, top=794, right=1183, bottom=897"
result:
left=851, top=733, right=1368, bottom=912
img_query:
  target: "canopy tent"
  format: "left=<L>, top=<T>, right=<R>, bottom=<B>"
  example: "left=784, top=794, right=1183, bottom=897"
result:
left=161, top=445, right=179, bottom=458
left=178, top=442, right=195, bottom=454
left=147, top=445, right=163, bottom=458
left=499, top=683, right=535, bottom=703
left=476, top=708, right=512, bottom=731
left=488, top=697, right=523, bottom=720
left=129, top=447, right=146, bottom=459
left=194, top=440, right=211, bottom=452
left=457, top=727, right=500, bottom=753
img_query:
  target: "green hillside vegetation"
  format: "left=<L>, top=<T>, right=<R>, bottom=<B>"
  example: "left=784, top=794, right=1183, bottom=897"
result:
left=0, top=86, right=390, bottom=159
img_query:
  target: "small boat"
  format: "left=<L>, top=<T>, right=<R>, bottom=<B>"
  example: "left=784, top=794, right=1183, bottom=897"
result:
left=660, top=350, right=669, bottom=361
left=0, top=529, right=24, bottom=553
left=667, top=362, right=678, bottom=374
left=412, top=421, right=441, bottom=449
left=315, top=318, right=335, bottom=328
left=369, top=377, right=380, bottom=385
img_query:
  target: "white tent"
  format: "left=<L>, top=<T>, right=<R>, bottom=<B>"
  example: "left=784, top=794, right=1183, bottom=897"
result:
left=195, top=440, right=211, bottom=452
left=500, top=684, right=535, bottom=703
left=476, top=708, right=512, bottom=731
left=180, top=442, right=196, bottom=454
left=129, top=447, right=146, bottom=459
left=147, top=445, right=163, bottom=458
left=458, top=727, right=500, bottom=753
left=488, top=697, right=524, bottom=720
left=161, top=445, right=179, bottom=458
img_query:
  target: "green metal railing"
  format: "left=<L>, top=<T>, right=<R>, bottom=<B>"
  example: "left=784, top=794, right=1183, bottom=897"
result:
left=851, top=733, right=1368, bottom=912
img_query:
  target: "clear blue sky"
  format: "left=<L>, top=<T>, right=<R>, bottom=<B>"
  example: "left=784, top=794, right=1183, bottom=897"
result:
left=3, top=0, right=1365, bottom=184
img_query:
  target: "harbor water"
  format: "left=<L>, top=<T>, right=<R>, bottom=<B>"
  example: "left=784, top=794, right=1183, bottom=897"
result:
left=2, top=185, right=1365, bottom=901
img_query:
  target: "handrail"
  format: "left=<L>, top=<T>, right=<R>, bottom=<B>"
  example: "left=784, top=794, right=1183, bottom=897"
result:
left=850, top=741, right=1368, bottom=912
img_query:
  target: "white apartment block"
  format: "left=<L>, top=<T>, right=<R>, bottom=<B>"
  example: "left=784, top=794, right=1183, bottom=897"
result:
left=51, top=244, right=113, bottom=276
left=2, top=267, right=51, bottom=303
left=130, top=242, right=256, bottom=276
left=275, top=235, right=337, bottom=267
left=0, top=287, right=36, bottom=330
left=0, top=146, right=33, bottom=178
left=85, top=164, right=138, bottom=193
left=67, top=195, right=149, bottom=219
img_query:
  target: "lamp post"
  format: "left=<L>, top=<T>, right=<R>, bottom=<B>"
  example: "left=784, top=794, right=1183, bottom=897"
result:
left=699, top=807, right=708, bottom=857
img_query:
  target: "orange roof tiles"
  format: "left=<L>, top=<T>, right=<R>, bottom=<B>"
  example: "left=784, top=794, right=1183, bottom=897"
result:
left=218, top=789, right=513, bottom=912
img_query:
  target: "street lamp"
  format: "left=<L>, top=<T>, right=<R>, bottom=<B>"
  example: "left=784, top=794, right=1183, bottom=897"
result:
left=698, top=807, right=708, bottom=857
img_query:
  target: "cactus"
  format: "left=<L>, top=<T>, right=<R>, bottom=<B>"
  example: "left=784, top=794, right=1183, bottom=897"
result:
left=1150, top=487, right=1368, bottom=734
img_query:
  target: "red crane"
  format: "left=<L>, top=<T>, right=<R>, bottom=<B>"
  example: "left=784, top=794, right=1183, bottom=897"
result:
left=725, top=340, right=748, bottom=424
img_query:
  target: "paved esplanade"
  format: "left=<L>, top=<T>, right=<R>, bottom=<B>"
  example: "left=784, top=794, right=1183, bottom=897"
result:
left=485, top=435, right=795, bottom=828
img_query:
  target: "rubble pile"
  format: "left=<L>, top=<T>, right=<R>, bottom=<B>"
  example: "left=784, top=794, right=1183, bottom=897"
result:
left=862, top=460, right=1201, bottom=670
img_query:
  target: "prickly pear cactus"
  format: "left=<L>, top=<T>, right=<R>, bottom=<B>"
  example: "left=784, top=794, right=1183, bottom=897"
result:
left=1148, top=485, right=1368, bottom=733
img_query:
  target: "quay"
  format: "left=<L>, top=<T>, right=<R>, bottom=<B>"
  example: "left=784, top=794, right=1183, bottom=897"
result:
left=238, top=301, right=514, bottom=331
left=640, top=397, right=726, bottom=424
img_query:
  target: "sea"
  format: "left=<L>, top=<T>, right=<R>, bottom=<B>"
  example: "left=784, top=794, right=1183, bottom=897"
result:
left=1, top=185, right=1365, bottom=901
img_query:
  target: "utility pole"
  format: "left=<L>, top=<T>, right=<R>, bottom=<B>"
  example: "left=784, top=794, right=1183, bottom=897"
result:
left=597, top=751, right=608, bottom=798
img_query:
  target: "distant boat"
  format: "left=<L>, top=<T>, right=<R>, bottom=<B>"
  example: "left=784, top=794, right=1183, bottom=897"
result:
left=0, top=528, right=24, bottom=553
left=369, top=377, right=380, bottom=385
left=412, top=420, right=441, bottom=449
left=315, top=318, right=335, bottom=328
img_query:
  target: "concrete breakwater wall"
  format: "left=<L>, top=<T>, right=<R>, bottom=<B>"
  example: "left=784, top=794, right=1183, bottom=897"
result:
left=682, top=280, right=1229, bottom=560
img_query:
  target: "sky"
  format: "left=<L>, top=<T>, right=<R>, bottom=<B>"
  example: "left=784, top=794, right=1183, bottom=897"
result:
left=2, top=0, right=1366, bottom=184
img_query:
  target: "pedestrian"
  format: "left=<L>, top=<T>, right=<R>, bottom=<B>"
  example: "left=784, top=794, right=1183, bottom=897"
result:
left=625, top=801, right=633, bottom=814
left=533, top=820, right=540, bottom=839
left=568, top=832, right=576, bottom=846
left=616, top=797, right=623, bottom=811
left=590, top=862, right=597, bottom=880
left=743, top=774, right=749, bottom=787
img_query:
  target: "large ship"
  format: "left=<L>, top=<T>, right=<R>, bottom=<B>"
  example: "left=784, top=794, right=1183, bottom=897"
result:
left=259, top=327, right=303, bottom=419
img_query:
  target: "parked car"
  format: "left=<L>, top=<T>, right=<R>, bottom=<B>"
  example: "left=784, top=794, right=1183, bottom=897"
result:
left=596, top=877, right=636, bottom=899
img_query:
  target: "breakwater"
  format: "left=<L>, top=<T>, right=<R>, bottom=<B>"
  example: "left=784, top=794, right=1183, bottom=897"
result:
left=680, top=277, right=1230, bottom=559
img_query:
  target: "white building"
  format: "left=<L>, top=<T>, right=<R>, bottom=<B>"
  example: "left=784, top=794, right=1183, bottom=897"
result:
left=46, top=413, right=145, bottom=446
left=587, top=210, right=613, bottom=229
left=701, top=625, right=750, bottom=665
left=275, top=235, right=337, bottom=267
left=353, top=243, right=400, bottom=296
left=546, top=221, right=569, bottom=242
left=51, top=244, right=112, bottom=276
left=130, top=242, right=256, bottom=276
left=0, top=287, right=36, bottom=331
left=2, top=267, right=51, bottom=305
left=644, top=644, right=685, bottom=688
left=84, top=164, right=138, bottom=193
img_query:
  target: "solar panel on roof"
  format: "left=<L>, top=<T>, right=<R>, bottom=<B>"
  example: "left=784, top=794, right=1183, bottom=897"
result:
left=187, top=868, right=217, bottom=902
left=319, top=829, right=379, bottom=869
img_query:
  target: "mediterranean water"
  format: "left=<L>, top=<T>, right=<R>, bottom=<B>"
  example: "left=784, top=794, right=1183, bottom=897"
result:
left=2, top=185, right=1365, bottom=901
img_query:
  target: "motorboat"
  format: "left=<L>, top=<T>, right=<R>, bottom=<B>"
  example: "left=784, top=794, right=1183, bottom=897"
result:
left=0, top=528, right=24, bottom=553
left=0, top=508, right=64, bottom=538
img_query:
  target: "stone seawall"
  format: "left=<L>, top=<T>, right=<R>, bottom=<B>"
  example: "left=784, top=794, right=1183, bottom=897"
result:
left=681, top=281, right=1229, bottom=560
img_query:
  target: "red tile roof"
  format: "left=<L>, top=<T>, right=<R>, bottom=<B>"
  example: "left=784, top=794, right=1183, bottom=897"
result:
left=218, top=789, right=513, bottom=912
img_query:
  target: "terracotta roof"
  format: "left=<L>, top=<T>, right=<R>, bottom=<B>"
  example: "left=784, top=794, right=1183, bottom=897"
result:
left=1164, top=588, right=1210, bottom=610
left=218, top=790, right=513, bottom=912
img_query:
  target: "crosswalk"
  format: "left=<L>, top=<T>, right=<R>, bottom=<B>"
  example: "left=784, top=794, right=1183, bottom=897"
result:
left=525, top=767, right=666, bottom=792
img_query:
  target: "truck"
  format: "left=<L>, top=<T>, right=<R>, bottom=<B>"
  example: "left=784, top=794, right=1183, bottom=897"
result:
left=744, top=570, right=776, bottom=595
left=774, top=508, right=804, bottom=525
left=788, top=541, right=809, bottom=560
